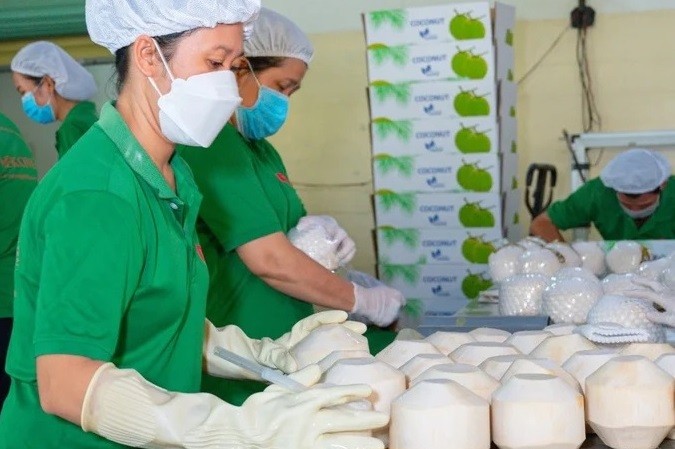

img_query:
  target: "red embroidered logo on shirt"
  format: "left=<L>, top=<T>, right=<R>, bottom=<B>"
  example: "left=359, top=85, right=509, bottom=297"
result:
left=276, top=173, right=290, bottom=184
left=196, top=244, right=205, bottom=262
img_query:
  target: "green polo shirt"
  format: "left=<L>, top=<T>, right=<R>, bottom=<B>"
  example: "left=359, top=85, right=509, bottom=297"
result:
left=547, top=176, right=675, bottom=240
left=180, top=124, right=313, bottom=405
left=0, top=102, right=208, bottom=449
left=56, top=100, right=98, bottom=159
left=0, top=113, right=37, bottom=318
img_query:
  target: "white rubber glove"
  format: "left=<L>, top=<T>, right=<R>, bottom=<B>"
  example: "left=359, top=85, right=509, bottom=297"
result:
left=204, top=310, right=367, bottom=378
left=351, top=283, right=406, bottom=327
left=295, top=215, right=356, bottom=267
left=625, top=287, right=675, bottom=328
left=82, top=363, right=388, bottom=449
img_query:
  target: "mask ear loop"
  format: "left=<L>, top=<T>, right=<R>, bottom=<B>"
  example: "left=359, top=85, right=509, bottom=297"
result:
left=244, top=58, right=263, bottom=89
left=34, top=77, right=55, bottom=109
left=148, top=38, right=176, bottom=96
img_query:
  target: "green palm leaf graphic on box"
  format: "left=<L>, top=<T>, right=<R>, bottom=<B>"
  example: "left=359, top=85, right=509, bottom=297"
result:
left=374, top=154, right=415, bottom=177
left=368, top=44, right=409, bottom=66
left=368, top=9, right=407, bottom=30
left=379, top=226, right=421, bottom=248
left=372, top=117, right=413, bottom=140
left=402, top=298, right=424, bottom=319
left=370, top=81, right=412, bottom=104
left=376, top=189, right=416, bottom=214
left=380, top=261, right=424, bottom=284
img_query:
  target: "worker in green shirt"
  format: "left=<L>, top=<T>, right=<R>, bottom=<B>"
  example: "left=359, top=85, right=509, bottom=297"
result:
left=531, top=148, right=675, bottom=241
left=0, top=2, right=387, bottom=449
left=11, top=41, right=99, bottom=159
left=0, top=112, right=37, bottom=411
left=180, top=8, right=406, bottom=406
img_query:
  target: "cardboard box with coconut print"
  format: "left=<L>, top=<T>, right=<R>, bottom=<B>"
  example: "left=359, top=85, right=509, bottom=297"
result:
left=364, top=3, right=493, bottom=46
left=372, top=153, right=501, bottom=193
left=374, top=191, right=503, bottom=230
left=368, top=79, right=497, bottom=121
left=378, top=262, right=493, bottom=304
left=376, top=227, right=504, bottom=265
left=370, top=116, right=498, bottom=156
left=366, top=40, right=495, bottom=84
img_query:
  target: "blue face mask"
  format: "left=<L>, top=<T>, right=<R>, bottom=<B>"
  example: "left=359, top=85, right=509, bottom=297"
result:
left=235, top=74, right=289, bottom=140
left=22, top=90, right=55, bottom=124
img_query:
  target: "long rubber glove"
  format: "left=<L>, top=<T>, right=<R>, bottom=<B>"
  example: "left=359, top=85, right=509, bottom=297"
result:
left=204, top=310, right=367, bottom=379
left=351, top=283, right=406, bottom=327
left=82, top=363, right=388, bottom=449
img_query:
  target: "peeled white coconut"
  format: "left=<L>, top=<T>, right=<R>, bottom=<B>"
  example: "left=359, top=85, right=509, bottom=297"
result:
left=390, top=379, right=490, bottom=449
left=542, top=277, right=603, bottom=324
left=498, top=273, right=549, bottom=316
left=620, top=343, right=675, bottom=361
left=530, top=334, right=597, bottom=366
left=655, top=354, right=675, bottom=440
left=519, top=248, right=563, bottom=277
left=550, top=267, right=600, bottom=287
left=399, top=354, right=451, bottom=384
left=317, top=350, right=373, bottom=373
left=290, top=324, right=369, bottom=369
left=543, top=323, right=577, bottom=336
left=468, top=327, right=511, bottom=343
left=586, top=356, right=675, bottom=449
left=450, top=342, right=521, bottom=366
left=412, top=363, right=501, bottom=403
left=505, top=330, right=553, bottom=354
left=546, top=242, right=582, bottom=268
left=425, top=331, right=476, bottom=356
left=489, top=245, right=526, bottom=283
left=561, top=349, right=620, bottom=394
left=376, top=339, right=442, bottom=369
left=492, top=374, right=585, bottom=449
left=287, top=225, right=340, bottom=270
left=501, top=357, right=581, bottom=392
left=584, top=295, right=666, bottom=344
left=572, top=241, right=607, bottom=277
left=605, top=241, right=647, bottom=274
left=324, top=357, right=406, bottom=446
left=479, top=354, right=531, bottom=380
left=637, top=258, right=671, bottom=281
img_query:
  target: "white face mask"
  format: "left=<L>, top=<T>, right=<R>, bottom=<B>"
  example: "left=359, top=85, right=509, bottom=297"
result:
left=620, top=196, right=660, bottom=219
left=147, top=39, right=242, bottom=147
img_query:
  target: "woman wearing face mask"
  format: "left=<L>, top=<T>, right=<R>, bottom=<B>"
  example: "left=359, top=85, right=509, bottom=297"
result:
left=180, top=8, right=406, bottom=406
left=11, top=41, right=99, bottom=159
left=0, top=2, right=388, bottom=449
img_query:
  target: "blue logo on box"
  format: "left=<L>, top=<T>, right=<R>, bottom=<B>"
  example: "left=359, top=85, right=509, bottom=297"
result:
left=430, top=249, right=450, bottom=261
left=431, top=285, right=450, bottom=297
left=426, top=177, right=444, bottom=188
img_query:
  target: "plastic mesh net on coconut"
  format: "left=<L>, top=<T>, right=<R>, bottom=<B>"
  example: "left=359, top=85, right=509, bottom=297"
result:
left=577, top=295, right=666, bottom=344
left=542, top=277, right=603, bottom=324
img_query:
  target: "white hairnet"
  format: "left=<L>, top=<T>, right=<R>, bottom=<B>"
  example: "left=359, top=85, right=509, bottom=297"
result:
left=10, top=41, right=97, bottom=102
left=244, top=8, right=314, bottom=64
left=600, top=148, right=672, bottom=194
left=86, top=0, right=261, bottom=54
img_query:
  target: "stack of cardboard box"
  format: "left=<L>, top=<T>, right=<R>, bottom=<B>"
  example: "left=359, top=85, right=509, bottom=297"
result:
left=363, top=2, right=518, bottom=318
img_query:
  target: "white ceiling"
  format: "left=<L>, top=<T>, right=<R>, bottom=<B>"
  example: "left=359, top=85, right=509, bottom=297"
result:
left=262, top=0, right=675, bottom=34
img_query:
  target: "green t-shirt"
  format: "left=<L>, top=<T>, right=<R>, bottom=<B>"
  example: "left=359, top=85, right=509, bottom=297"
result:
left=180, top=124, right=312, bottom=404
left=55, top=100, right=98, bottom=159
left=0, top=113, right=37, bottom=318
left=0, top=102, right=208, bottom=449
left=547, top=177, right=675, bottom=240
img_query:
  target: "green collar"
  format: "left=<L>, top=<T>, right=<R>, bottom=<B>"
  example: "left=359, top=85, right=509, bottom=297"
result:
left=97, top=102, right=201, bottom=227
